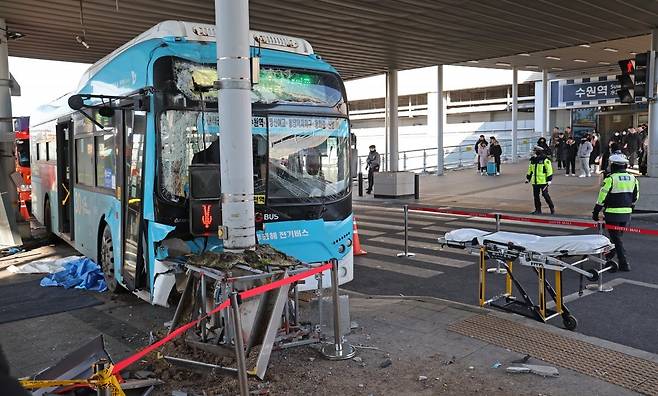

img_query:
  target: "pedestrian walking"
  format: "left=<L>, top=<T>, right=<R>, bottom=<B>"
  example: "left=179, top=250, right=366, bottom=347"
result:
left=554, top=131, right=567, bottom=170
left=477, top=141, right=489, bottom=175
left=577, top=136, right=593, bottom=177
left=592, top=153, right=639, bottom=272
left=564, top=137, right=578, bottom=176
left=589, top=131, right=600, bottom=173
left=537, top=136, right=552, bottom=158
left=365, top=144, right=380, bottom=194
left=489, top=136, right=502, bottom=175
left=623, top=127, right=641, bottom=168
left=526, top=146, right=555, bottom=215
left=474, top=135, right=488, bottom=174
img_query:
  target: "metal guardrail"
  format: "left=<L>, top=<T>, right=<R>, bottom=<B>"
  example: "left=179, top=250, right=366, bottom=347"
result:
left=358, top=130, right=541, bottom=174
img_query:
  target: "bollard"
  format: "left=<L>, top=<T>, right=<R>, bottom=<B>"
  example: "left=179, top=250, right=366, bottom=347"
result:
left=230, top=292, right=249, bottom=396
left=397, top=205, right=416, bottom=257
left=320, top=259, right=356, bottom=360
left=93, top=359, right=112, bottom=396
left=587, top=222, right=613, bottom=293
left=414, top=174, right=420, bottom=200
left=358, top=172, right=363, bottom=197
left=200, top=273, right=207, bottom=342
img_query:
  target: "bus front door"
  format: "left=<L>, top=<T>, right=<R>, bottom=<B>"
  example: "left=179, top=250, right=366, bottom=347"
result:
left=120, top=111, right=147, bottom=291
left=55, top=120, right=74, bottom=238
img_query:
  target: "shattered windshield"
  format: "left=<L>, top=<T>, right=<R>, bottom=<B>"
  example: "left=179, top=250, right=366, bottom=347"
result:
left=267, top=116, right=350, bottom=200
left=159, top=112, right=350, bottom=203
left=172, top=60, right=344, bottom=107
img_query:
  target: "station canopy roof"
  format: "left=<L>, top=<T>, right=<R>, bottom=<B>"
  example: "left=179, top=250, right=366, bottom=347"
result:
left=4, top=0, right=658, bottom=80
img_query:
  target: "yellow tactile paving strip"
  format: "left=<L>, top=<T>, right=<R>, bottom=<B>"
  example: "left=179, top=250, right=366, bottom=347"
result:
left=448, top=314, right=658, bottom=396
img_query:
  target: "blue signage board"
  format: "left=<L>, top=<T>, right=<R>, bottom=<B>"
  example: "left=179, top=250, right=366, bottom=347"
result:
left=562, top=80, right=621, bottom=103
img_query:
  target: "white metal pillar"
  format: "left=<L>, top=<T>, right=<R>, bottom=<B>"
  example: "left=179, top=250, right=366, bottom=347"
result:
left=648, top=29, right=658, bottom=177
left=542, top=69, right=549, bottom=139
left=511, top=66, right=519, bottom=163
left=386, top=70, right=399, bottom=172
left=215, top=0, right=255, bottom=249
left=0, top=19, right=22, bottom=246
left=435, top=65, right=445, bottom=175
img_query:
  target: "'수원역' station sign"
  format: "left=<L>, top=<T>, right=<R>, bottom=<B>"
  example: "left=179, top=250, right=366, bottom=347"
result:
left=561, top=77, right=621, bottom=105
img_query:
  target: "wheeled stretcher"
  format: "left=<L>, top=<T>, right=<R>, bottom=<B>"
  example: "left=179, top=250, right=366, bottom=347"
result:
left=439, top=228, right=617, bottom=330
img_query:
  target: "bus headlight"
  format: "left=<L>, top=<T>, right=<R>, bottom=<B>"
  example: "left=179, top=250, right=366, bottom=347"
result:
left=346, top=238, right=353, bottom=247
left=338, top=244, right=346, bottom=254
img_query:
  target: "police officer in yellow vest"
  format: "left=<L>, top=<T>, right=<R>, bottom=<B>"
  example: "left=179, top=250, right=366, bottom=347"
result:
left=526, top=146, right=555, bottom=215
left=592, top=153, right=639, bottom=271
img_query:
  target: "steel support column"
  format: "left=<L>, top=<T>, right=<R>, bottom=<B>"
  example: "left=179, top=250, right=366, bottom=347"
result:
left=387, top=70, right=399, bottom=172
left=0, top=19, right=23, bottom=246
left=215, top=0, right=255, bottom=249
left=649, top=29, right=658, bottom=177
left=437, top=65, right=445, bottom=175
left=511, top=67, right=518, bottom=163
left=542, top=69, right=549, bottom=139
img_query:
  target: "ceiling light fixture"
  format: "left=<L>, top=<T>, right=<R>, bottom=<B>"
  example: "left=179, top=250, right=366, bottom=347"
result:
left=598, top=61, right=611, bottom=65
left=467, top=60, right=479, bottom=64
left=495, top=62, right=511, bottom=67
left=603, top=48, right=618, bottom=52
left=525, top=65, right=540, bottom=69
left=630, top=51, right=637, bottom=56
left=551, top=67, right=563, bottom=71
left=573, top=59, right=588, bottom=63
left=546, top=56, right=561, bottom=60
left=518, top=53, right=531, bottom=57
left=579, top=44, right=591, bottom=48
left=0, top=26, right=25, bottom=41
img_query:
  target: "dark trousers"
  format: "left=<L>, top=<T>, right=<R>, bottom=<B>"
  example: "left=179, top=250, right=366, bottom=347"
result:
left=494, top=156, right=501, bottom=173
left=532, top=184, right=554, bottom=212
left=606, top=220, right=628, bottom=266
left=565, top=157, right=576, bottom=174
left=367, top=169, right=377, bottom=192
left=557, top=159, right=564, bottom=169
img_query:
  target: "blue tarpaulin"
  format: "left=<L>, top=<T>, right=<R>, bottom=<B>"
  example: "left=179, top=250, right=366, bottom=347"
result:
left=40, top=257, right=107, bottom=292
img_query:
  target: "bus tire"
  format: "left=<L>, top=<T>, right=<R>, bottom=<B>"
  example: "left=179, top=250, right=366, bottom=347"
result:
left=43, top=198, right=53, bottom=237
left=100, top=224, right=121, bottom=293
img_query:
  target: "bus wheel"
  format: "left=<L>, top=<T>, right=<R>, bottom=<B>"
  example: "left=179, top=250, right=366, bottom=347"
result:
left=43, top=199, right=53, bottom=237
left=100, top=225, right=120, bottom=293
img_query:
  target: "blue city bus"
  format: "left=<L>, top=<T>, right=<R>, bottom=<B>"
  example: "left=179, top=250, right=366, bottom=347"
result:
left=29, top=21, right=353, bottom=305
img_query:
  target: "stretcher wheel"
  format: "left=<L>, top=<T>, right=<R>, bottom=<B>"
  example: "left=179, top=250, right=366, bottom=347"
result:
left=607, top=260, right=618, bottom=273
left=562, top=315, right=578, bottom=331
left=587, top=269, right=599, bottom=282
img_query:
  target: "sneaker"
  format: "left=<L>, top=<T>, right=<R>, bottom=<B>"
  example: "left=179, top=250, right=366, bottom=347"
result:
left=587, top=174, right=592, bottom=177
left=565, top=174, right=570, bottom=177
left=496, top=172, right=500, bottom=176
left=578, top=174, right=586, bottom=178
left=550, top=208, right=555, bottom=215
left=530, top=211, right=542, bottom=215
left=571, top=173, right=576, bottom=177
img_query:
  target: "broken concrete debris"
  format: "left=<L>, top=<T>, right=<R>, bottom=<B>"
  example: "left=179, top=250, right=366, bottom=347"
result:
left=506, top=364, right=559, bottom=377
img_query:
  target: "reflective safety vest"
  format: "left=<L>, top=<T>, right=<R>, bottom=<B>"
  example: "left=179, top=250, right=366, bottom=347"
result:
left=527, top=157, right=553, bottom=185
left=596, top=172, right=639, bottom=214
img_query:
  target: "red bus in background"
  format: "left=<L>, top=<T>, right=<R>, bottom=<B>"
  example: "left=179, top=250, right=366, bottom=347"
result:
left=13, top=116, right=31, bottom=220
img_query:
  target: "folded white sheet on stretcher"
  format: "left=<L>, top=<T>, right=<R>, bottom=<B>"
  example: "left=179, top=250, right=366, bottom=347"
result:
left=442, top=228, right=612, bottom=256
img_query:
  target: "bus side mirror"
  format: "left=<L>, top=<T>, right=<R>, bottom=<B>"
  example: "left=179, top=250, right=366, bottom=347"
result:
left=99, top=107, right=115, bottom=118
left=68, top=95, right=84, bottom=110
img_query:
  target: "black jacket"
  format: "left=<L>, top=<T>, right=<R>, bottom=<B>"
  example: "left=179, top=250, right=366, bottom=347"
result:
left=489, top=144, right=502, bottom=157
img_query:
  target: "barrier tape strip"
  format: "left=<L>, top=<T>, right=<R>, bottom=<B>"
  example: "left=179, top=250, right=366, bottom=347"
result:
left=408, top=206, right=658, bottom=236
left=112, top=262, right=332, bottom=374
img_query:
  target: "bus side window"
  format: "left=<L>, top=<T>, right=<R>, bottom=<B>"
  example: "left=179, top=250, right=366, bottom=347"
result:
left=95, top=132, right=116, bottom=189
left=47, top=141, right=57, bottom=161
left=76, top=137, right=95, bottom=186
left=35, top=143, right=40, bottom=161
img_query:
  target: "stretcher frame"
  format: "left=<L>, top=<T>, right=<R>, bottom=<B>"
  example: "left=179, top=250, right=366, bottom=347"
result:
left=440, top=234, right=616, bottom=331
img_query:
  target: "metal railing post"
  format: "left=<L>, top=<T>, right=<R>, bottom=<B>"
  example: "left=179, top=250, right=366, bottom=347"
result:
left=229, top=292, right=249, bottom=396
left=320, top=259, right=356, bottom=360
left=423, top=149, right=427, bottom=172
left=397, top=205, right=416, bottom=257
left=587, top=222, right=613, bottom=293
left=358, top=172, right=363, bottom=197
left=403, top=152, right=407, bottom=171
left=458, top=145, right=463, bottom=168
